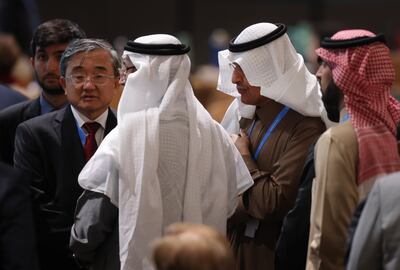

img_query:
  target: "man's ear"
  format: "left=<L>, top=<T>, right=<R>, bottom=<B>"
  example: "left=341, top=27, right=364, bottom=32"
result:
left=113, top=77, right=120, bottom=94
left=60, top=76, right=67, bottom=93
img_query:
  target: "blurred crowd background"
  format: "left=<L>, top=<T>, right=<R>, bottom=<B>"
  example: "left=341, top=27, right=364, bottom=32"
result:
left=1, top=0, right=400, bottom=111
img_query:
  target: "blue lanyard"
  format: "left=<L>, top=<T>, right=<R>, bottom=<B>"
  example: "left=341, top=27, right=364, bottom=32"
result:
left=340, top=113, right=350, bottom=123
left=248, top=106, right=289, bottom=160
left=77, top=125, right=87, bottom=146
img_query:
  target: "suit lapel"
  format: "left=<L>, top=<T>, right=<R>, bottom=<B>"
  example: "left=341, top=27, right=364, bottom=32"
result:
left=23, top=98, right=41, bottom=121
left=56, top=107, right=116, bottom=218
left=104, top=108, right=117, bottom=136
left=57, top=106, right=86, bottom=217
left=60, top=105, right=85, bottom=168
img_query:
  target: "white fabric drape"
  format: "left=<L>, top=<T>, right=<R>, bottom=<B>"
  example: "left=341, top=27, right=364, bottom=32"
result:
left=78, top=34, right=253, bottom=270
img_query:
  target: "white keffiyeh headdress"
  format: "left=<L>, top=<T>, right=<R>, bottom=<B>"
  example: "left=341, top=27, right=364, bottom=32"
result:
left=218, top=22, right=333, bottom=132
left=78, top=34, right=253, bottom=270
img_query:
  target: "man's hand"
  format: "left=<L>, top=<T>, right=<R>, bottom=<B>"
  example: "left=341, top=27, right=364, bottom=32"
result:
left=230, top=130, right=251, bottom=156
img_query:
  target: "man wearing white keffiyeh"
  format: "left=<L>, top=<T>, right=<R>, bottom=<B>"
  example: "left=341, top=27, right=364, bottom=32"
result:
left=217, top=23, right=327, bottom=270
left=69, top=34, right=253, bottom=270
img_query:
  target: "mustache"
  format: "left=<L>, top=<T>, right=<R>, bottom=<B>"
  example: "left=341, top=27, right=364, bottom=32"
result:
left=236, top=85, right=246, bottom=91
left=43, top=73, right=59, bottom=80
left=81, top=94, right=97, bottom=98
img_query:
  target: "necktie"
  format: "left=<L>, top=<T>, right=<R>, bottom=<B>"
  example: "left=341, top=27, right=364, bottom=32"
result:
left=83, top=122, right=101, bottom=161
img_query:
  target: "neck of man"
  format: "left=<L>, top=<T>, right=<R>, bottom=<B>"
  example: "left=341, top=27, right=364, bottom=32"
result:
left=257, top=96, right=275, bottom=107
left=338, top=98, right=347, bottom=122
left=42, top=92, right=68, bottom=109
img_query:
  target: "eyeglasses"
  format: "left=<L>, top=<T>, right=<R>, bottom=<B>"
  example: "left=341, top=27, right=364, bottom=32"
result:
left=119, top=65, right=137, bottom=85
left=119, top=65, right=136, bottom=75
left=67, top=73, right=115, bottom=86
left=229, top=62, right=239, bottom=70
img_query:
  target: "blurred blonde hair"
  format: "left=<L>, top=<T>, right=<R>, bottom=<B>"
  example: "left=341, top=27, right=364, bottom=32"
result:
left=152, top=223, right=234, bottom=270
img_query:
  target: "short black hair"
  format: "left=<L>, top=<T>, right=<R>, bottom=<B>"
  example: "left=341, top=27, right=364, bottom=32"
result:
left=31, top=19, right=86, bottom=56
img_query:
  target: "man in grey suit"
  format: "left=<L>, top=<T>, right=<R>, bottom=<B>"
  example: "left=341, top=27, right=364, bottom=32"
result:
left=347, top=171, right=400, bottom=270
left=14, top=38, right=120, bottom=270
left=0, top=19, right=86, bottom=165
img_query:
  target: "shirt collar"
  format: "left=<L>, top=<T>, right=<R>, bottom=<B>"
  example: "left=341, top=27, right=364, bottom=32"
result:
left=39, top=94, right=55, bottom=115
left=70, top=105, right=108, bottom=130
left=39, top=93, right=68, bottom=115
left=339, top=107, right=349, bottom=123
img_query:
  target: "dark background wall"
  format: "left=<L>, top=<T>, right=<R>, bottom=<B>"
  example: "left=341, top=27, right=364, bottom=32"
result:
left=3, top=0, right=400, bottom=66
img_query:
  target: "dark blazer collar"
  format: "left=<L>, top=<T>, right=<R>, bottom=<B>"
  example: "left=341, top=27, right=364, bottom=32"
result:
left=57, top=105, right=117, bottom=134
left=104, top=108, right=117, bottom=135
left=54, top=105, right=117, bottom=218
left=24, top=98, right=41, bottom=120
left=60, top=105, right=86, bottom=176
left=54, top=105, right=68, bottom=123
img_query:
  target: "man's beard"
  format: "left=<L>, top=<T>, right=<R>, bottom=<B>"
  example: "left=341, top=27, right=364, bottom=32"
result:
left=322, top=80, right=343, bottom=122
left=38, top=80, right=65, bottom=95
left=36, top=70, right=65, bottom=95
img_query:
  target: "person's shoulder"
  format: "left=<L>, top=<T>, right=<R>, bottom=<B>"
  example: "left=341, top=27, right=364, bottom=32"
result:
left=0, top=84, right=23, bottom=97
left=299, top=115, right=326, bottom=130
left=24, top=108, right=64, bottom=126
left=288, top=112, right=326, bottom=138
left=329, top=121, right=356, bottom=142
left=0, top=84, right=27, bottom=100
left=364, top=173, right=400, bottom=224
left=17, top=107, right=65, bottom=134
left=287, top=108, right=325, bottom=129
left=317, top=121, right=357, bottom=151
left=374, top=172, right=400, bottom=200
left=0, top=99, right=36, bottom=120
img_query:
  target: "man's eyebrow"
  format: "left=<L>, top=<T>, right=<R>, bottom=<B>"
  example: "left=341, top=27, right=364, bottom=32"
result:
left=94, top=66, right=108, bottom=72
left=70, top=66, right=84, bottom=72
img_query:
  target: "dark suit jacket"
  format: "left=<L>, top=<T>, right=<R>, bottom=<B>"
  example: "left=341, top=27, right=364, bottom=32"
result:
left=275, top=143, right=316, bottom=270
left=71, top=190, right=119, bottom=270
left=0, top=162, right=39, bottom=270
left=14, top=105, right=117, bottom=270
left=0, top=84, right=27, bottom=111
left=0, top=98, right=40, bottom=165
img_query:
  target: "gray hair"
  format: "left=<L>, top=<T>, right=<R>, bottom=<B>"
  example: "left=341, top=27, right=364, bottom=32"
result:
left=60, top=38, right=121, bottom=77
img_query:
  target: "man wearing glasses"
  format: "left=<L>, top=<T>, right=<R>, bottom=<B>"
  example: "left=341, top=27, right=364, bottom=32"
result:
left=13, top=38, right=119, bottom=270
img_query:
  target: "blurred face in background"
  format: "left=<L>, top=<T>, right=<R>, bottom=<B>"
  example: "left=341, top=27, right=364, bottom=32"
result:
left=32, top=43, right=68, bottom=95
